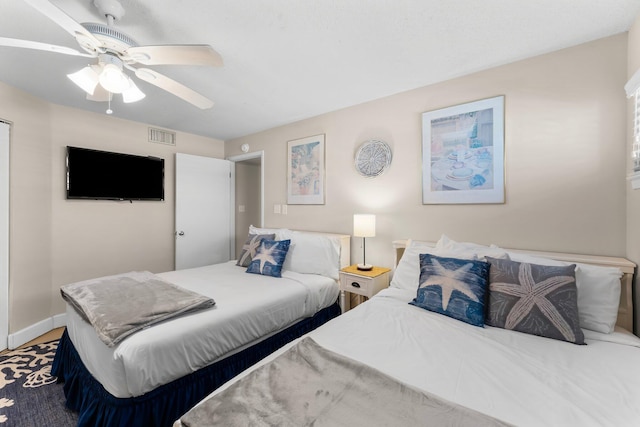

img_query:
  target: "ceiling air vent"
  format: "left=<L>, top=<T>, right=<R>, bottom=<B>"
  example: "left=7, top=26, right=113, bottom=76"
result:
left=148, top=127, right=176, bottom=146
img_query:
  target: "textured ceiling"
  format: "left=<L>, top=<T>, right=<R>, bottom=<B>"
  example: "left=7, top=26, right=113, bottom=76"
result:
left=1, top=0, right=639, bottom=141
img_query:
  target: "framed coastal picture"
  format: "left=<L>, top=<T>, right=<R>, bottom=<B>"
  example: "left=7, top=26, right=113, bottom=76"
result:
left=287, top=134, right=325, bottom=205
left=422, top=96, right=505, bottom=204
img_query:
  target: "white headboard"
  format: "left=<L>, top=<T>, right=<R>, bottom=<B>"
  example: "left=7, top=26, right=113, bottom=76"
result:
left=392, top=240, right=635, bottom=332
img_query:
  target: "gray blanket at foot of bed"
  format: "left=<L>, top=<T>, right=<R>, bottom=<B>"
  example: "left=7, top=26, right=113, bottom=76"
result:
left=179, top=337, right=513, bottom=427
left=61, top=271, right=215, bottom=347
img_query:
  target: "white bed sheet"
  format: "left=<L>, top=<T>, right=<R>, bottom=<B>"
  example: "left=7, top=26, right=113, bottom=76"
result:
left=66, top=261, right=339, bottom=398
left=180, top=287, right=640, bottom=426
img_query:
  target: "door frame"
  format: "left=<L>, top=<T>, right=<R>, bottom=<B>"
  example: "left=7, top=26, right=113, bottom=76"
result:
left=227, top=150, right=265, bottom=257
left=0, top=120, right=10, bottom=351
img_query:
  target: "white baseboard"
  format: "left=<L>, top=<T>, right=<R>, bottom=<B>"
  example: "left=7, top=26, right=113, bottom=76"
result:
left=52, top=313, right=67, bottom=329
left=7, top=313, right=67, bottom=349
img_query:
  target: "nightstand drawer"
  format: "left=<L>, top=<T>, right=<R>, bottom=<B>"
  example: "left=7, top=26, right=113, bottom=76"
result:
left=340, top=274, right=373, bottom=296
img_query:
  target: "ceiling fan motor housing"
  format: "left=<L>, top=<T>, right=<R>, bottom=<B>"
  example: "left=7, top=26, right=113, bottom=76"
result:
left=81, top=22, right=138, bottom=53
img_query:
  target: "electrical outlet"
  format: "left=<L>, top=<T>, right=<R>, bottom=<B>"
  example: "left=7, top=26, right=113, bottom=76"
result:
left=238, top=205, right=245, bottom=213
left=282, top=204, right=288, bottom=215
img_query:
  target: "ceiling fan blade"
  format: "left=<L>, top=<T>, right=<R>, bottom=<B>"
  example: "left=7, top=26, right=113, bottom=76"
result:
left=0, top=37, right=94, bottom=57
left=23, top=0, right=102, bottom=50
left=133, top=67, right=214, bottom=109
left=125, top=45, right=223, bottom=67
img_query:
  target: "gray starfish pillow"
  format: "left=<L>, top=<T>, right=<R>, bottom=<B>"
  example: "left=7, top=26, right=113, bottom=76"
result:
left=236, top=233, right=275, bottom=267
left=486, top=257, right=584, bottom=345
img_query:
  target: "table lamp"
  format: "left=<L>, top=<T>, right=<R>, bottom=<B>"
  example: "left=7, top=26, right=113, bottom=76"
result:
left=353, top=214, right=375, bottom=271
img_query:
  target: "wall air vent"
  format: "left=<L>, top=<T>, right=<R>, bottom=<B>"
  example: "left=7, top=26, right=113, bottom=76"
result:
left=148, top=127, right=176, bottom=146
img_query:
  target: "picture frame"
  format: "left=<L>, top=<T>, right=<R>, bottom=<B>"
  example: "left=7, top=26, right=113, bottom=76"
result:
left=287, top=134, right=325, bottom=205
left=422, top=96, right=505, bottom=204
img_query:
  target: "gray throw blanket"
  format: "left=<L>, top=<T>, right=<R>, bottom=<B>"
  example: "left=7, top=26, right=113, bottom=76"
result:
left=179, top=337, right=513, bottom=427
left=61, top=271, right=215, bottom=347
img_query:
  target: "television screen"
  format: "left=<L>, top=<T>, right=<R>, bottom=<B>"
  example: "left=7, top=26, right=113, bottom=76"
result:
left=66, top=146, right=164, bottom=201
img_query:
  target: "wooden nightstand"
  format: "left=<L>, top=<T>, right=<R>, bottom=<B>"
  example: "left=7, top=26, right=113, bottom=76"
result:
left=339, top=265, right=391, bottom=313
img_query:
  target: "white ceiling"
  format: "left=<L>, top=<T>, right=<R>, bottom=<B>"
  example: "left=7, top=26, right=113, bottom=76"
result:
left=1, top=0, right=639, bottom=141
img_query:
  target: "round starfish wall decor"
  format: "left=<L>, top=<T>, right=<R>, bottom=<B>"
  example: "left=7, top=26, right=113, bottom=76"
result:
left=354, top=139, right=392, bottom=178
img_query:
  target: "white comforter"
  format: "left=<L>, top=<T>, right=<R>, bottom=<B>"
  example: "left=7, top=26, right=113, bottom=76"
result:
left=180, top=287, right=640, bottom=427
left=65, top=261, right=339, bottom=398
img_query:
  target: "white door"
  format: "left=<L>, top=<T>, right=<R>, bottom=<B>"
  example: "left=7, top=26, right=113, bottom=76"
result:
left=175, top=153, right=232, bottom=270
left=0, top=121, right=9, bottom=351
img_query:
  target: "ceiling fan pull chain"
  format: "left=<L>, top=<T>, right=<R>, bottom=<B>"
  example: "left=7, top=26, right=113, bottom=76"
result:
left=106, top=96, right=113, bottom=115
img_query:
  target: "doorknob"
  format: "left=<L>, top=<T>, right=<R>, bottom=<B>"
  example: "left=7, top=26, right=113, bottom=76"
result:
left=176, top=231, right=185, bottom=236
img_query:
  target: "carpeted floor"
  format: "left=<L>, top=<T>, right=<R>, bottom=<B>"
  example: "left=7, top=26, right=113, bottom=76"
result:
left=0, top=340, right=78, bottom=426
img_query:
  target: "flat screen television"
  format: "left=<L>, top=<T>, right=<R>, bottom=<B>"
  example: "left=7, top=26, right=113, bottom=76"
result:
left=66, top=146, right=164, bottom=201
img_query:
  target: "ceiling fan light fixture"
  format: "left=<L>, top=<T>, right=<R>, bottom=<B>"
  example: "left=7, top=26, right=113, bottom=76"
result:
left=67, top=66, right=100, bottom=95
left=99, top=63, right=129, bottom=93
left=122, top=78, right=145, bottom=103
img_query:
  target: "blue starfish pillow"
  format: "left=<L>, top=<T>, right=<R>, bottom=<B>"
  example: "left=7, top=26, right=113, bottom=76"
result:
left=410, top=253, right=490, bottom=327
left=246, top=239, right=291, bottom=278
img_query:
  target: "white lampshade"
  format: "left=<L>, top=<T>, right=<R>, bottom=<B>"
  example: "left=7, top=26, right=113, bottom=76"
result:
left=67, top=66, right=100, bottom=95
left=122, top=78, right=146, bottom=103
left=353, top=214, right=375, bottom=238
left=99, top=63, right=130, bottom=94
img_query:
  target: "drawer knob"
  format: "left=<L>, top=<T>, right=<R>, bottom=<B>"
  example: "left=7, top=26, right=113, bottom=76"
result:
left=351, top=282, right=361, bottom=288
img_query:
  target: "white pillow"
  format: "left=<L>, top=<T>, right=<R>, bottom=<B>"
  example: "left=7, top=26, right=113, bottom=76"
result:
left=504, top=251, right=622, bottom=334
left=248, top=225, right=292, bottom=240
left=390, top=240, right=437, bottom=291
left=436, top=234, right=510, bottom=260
left=282, top=231, right=341, bottom=279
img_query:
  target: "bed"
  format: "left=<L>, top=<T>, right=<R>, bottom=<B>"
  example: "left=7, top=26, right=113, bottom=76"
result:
left=176, top=235, right=640, bottom=426
left=52, top=227, right=350, bottom=427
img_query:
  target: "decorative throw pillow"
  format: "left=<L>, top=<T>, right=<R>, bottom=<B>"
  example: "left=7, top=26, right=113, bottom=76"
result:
left=409, top=253, right=490, bottom=327
left=502, top=251, right=622, bottom=334
left=246, top=239, right=291, bottom=278
left=390, top=239, right=486, bottom=292
left=236, top=233, right=276, bottom=267
left=486, top=257, right=585, bottom=345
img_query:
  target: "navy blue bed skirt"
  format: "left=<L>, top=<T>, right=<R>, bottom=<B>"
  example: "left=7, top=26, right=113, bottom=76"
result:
left=52, top=302, right=341, bottom=427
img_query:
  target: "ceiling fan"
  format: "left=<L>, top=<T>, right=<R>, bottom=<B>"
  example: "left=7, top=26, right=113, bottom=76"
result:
left=0, top=0, right=223, bottom=111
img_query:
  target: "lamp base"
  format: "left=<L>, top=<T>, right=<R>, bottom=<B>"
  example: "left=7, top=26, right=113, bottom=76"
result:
left=357, top=263, right=373, bottom=271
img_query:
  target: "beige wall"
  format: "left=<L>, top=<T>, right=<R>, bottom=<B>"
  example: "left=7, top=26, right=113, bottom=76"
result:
left=227, top=34, right=628, bottom=272
left=0, top=82, right=225, bottom=333
left=0, top=83, right=53, bottom=336
left=627, top=15, right=640, bottom=333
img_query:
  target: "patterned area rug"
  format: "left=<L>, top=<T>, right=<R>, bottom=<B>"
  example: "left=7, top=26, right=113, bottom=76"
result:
left=0, top=340, right=77, bottom=426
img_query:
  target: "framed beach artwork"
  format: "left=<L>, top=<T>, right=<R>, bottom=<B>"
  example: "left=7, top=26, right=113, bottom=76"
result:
left=287, top=134, right=325, bottom=205
left=422, top=96, right=505, bottom=204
